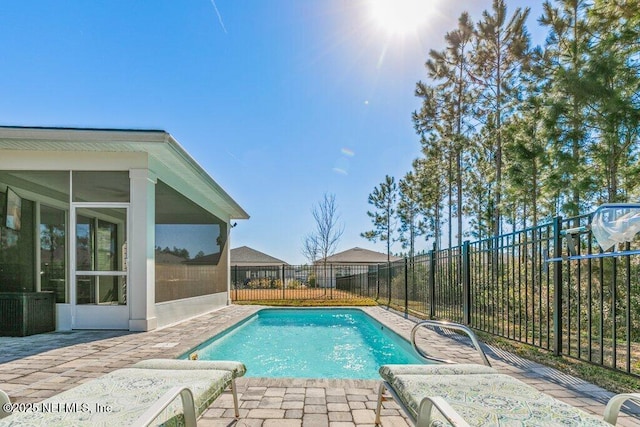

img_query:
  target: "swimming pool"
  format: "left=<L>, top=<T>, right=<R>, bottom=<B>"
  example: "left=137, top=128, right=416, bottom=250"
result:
left=180, top=308, right=427, bottom=379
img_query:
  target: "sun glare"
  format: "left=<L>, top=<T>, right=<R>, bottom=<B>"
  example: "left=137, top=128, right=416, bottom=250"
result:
left=370, top=0, right=433, bottom=36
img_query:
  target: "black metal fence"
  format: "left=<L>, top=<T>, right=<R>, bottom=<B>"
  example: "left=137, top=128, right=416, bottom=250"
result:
left=231, top=214, right=640, bottom=377
left=231, top=264, right=376, bottom=301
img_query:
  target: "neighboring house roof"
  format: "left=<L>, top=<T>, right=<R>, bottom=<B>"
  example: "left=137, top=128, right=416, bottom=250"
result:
left=0, top=126, right=249, bottom=220
left=184, top=252, right=222, bottom=265
left=155, top=252, right=188, bottom=264
left=230, top=246, right=288, bottom=266
left=315, top=247, right=402, bottom=264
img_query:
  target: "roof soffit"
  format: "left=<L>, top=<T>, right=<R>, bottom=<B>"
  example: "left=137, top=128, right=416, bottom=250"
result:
left=0, top=127, right=248, bottom=219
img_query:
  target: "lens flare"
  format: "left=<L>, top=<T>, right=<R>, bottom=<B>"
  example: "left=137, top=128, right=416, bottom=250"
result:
left=333, top=157, right=350, bottom=175
left=370, top=0, right=434, bottom=35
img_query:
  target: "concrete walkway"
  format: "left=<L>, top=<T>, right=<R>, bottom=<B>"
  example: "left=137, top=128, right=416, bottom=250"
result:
left=0, top=305, right=638, bottom=426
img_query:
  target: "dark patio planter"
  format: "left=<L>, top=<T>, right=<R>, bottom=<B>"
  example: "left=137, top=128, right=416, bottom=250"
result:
left=0, top=292, right=56, bottom=336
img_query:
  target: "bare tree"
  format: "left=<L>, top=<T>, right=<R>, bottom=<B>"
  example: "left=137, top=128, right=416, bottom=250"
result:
left=301, top=233, right=319, bottom=264
left=311, top=193, right=344, bottom=288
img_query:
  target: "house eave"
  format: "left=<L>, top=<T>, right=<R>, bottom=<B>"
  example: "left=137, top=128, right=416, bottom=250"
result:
left=0, top=126, right=249, bottom=220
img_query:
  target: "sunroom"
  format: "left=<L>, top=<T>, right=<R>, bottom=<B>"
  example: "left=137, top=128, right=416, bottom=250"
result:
left=0, top=126, right=248, bottom=333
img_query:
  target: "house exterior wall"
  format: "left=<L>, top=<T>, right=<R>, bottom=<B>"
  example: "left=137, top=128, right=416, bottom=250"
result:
left=153, top=178, right=230, bottom=317
left=129, top=168, right=157, bottom=331
left=155, top=292, right=228, bottom=329
left=0, top=145, right=236, bottom=332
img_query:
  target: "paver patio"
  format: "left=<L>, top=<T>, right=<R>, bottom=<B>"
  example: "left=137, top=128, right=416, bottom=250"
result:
left=1, top=304, right=639, bottom=426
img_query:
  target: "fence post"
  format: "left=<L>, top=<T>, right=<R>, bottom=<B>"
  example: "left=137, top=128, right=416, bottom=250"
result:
left=387, top=262, right=392, bottom=306
left=376, top=264, right=380, bottom=300
left=429, top=243, right=436, bottom=318
left=404, top=257, right=409, bottom=315
left=234, top=265, right=238, bottom=302
left=462, top=241, right=471, bottom=325
left=553, top=216, right=563, bottom=356
left=330, top=264, right=333, bottom=299
left=282, top=264, right=286, bottom=300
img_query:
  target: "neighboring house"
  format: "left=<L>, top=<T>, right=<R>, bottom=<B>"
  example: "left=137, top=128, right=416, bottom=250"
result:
left=229, top=246, right=290, bottom=286
left=316, top=247, right=402, bottom=265
left=155, top=252, right=188, bottom=265
left=230, top=246, right=287, bottom=267
left=0, top=126, right=248, bottom=332
left=184, top=252, right=222, bottom=265
left=313, top=247, right=402, bottom=287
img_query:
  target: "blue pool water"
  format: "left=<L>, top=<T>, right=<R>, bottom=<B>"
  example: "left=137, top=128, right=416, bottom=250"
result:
left=181, top=308, right=427, bottom=379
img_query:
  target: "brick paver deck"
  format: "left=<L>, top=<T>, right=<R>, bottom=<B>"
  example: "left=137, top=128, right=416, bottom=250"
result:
left=1, top=304, right=638, bottom=426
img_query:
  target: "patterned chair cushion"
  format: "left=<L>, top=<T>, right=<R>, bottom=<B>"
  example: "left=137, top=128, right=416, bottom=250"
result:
left=390, top=371, right=610, bottom=426
left=380, top=363, right=498, bottom=382
left=0, top=368, right=232, bottom=427
left=380, top=363, right=498, bottom=406
left=132, top=359, right=247, bottom=379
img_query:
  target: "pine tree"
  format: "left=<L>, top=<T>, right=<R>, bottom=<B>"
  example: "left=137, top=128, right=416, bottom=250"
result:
left=585, top=0, right=640, bottom=203
left=471, top=0, right=531, bottom=237
left=413, top=141, right=447, bottom=249
left=503, top=43, right=553, bottom=229
left=414, top=13, right=475, bottom=247
left=362, top=175, right=398, bottom=262
left=397, top=172, right=427, bottom=258
left=539, top=0, right=594, bottom=217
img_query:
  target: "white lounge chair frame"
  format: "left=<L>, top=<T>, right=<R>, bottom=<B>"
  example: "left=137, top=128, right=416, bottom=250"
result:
left=0, top=390, right=10, bottom=419
left=376, top=320, right=490, bottom=426
left=0, top=359, right=245, bottom=426
left=137, top=386, right=197, bottom=427
left=375, top=320, right=640, bottom=426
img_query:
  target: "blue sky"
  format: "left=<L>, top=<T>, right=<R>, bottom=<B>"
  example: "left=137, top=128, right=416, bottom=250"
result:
left=0, top=1, right=545, bottom=264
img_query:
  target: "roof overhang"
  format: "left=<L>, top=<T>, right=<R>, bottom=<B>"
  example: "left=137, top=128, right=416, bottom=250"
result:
left=0, top=126, right=249, bottom=220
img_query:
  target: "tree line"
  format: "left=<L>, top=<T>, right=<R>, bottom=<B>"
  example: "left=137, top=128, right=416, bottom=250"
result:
left=363, top=0, right=640, bottom=256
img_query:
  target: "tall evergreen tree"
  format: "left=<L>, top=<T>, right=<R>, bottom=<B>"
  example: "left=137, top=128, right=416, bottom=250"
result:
left=540, top=0, right=594, bottom=217
left=464, top=132, right=496, bottom=240
left=471, top=0, right=530, bottom=237
left=413, top=141, right=447, bottom=249
left=397, top=0, right=638, bottom=249
left=416, top=12, right=475, bottom=247
left=413, top=83, right=450, bottom=248
left=413, top=12, right=473, bottom=247
left=362, top=175, right=398, bottom=262
left=397, top=172, right=426, bottom=258
left=585, top=0, right=640, bottom=203
left=503, top=43, right=553, bottom=229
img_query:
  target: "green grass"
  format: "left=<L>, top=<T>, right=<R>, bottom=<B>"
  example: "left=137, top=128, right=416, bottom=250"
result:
left=476, top=331, right=640, bottom=394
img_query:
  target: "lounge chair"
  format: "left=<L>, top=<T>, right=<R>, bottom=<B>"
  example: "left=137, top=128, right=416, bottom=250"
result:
left=0, top=390, right=10, bottom=419
left=375, top=320, right=640, bottom=426
left=0, top=359, right=245, bottom=427
left=130, top=358, right=246, bottom=419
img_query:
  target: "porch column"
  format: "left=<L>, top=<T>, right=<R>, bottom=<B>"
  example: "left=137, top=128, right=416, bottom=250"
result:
left=128, top=168, right=158, bottom=331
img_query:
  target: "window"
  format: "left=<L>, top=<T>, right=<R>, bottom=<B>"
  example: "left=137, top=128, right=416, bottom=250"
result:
left=0, top=193, right=35, bottom=293
left=40, top=205, right=67, bottom=303
left=154, top=180, right=227, bottom=302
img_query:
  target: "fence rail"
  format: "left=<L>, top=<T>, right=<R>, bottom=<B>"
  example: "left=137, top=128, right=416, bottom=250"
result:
left=231, top=214, right=640, bottom=378
left=231, top=264, right=374, bottom=302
